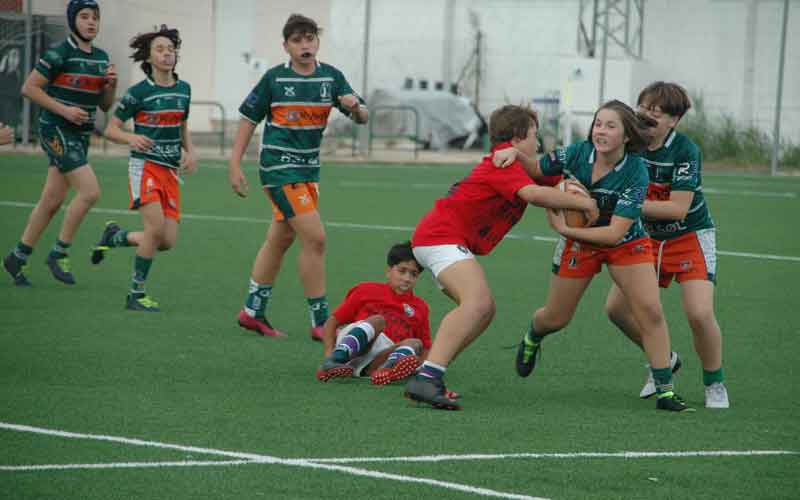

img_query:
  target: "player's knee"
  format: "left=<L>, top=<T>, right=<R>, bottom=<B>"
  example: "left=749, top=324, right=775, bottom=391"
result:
left=472, top=295, right=496, bottom=323
left=686, top=307, right=716, bottom=332
left=304, top=234, right=326, bottom=255
left=636, top=301, right=665, bottom=329
left=39, top=195, right=64, bottom=216
left=399, top=338, right=423, bottom=354
left=79, top=186, right=101, bottom=205
left=364, top=314, right=385, bottom=332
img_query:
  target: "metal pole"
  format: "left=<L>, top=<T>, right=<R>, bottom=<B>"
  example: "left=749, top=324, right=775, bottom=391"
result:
left=357, top=0, right=371, bottom=156
left=598, top=0, right=609, bottom=106
left=771, top=0, right=789, bottom=176
left=22, top=0, right=32, bottom=145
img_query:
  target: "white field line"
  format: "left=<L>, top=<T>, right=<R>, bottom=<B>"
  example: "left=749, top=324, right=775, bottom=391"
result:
left=0, top=460, right=256, bottom=471
left=0, top=422, right=546, bottom=500
left=307, top=449, right=800, bottom=464
left=1, top=201, right=799, bottom=263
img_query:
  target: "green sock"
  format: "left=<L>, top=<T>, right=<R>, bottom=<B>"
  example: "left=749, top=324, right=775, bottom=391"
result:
left=12, top=242, right=33, bottom=261
left=111, top=230, right=131, bottom=247
left=652, top=367, right=673, bottom=396
left=245, top=279, right=272, bottom=318
left=50, top=239, right=71, bottom=258
left=131, top=255, right=153, bottom=297
left=525, top=322, right=543, bottom=344
left=703, top=368, right=724, bottom=386
left=307, top=296, right=329, bottom=327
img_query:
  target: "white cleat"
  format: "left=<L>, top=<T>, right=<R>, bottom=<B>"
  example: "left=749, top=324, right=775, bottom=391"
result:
left=639, top=351, right=682, bottom=399
left=705, top=382, right=730, bottom=409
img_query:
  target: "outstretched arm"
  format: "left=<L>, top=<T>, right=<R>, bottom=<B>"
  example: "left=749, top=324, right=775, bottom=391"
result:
left=642, top=190, right=694, bottom=220
left=493, top=147, right=544, bottom=178
left=517, top=184, right=599, bottom=226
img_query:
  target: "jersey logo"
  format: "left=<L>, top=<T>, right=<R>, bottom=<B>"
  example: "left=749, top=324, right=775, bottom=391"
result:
left=283, top=86, right=296, bottom=97
left=456, top=245, right=469, bottom=255
left=47, top=136, right=64, bottom=157
left=403, top=303, right=415, bottom=317
left=287, top=110, right=299, bottom=122
left=298, top=193, right=311, bottom=206
left=320, top=82, right=332, bottom=101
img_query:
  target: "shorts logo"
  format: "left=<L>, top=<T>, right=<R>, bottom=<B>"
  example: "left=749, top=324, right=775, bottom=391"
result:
left=456, top=245, right=469, bottom=255
left=403, top=303, right=415, bottom=317
left=145, top=177, right=155, bottom=193
left=48, top=136, right=64, bottom=157
left=168, top=198, right=176, bottom=209
left=298, top=193, right=311, bottom=206
left=568, top=256, right=578, bottom=269
left=283, top=86, right=296, bottom=97
left=680, top=260, right=692, bottom=271
left=633, top=244, right=645, bottom=254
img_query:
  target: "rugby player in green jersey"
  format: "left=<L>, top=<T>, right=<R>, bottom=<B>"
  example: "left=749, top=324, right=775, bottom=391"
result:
left=494, top=101, right=693, bottom=412
left=605, top=82, right=729, bottom=408
left=4, top=0, right=116, bottom=287
left=93, top=25, right=196, bottom=312
left=228, top=14, right=368, bottom=339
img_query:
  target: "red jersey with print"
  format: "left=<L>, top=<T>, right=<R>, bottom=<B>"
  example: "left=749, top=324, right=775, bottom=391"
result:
left=332, top=282, right=431, bottom=349
left=412, top=142, right=534, bottom=255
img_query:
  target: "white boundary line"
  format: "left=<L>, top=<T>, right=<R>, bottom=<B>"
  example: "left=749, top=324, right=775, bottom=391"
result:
left=0, top=422, right=547, bottom=500
left=1, top=201, right=799, bottom=263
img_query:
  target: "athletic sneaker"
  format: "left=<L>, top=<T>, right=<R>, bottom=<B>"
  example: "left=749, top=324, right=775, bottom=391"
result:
left=656, top=391, right=695, bottom=412
left=236, top=310, right=287, bottom=338
left=46, top=254, right=75, bottom=285
left=404, top=375, right=460, bottom=410
left=310, top=326, right=324, bottom=342
left=126, top=294, right=160, bottom=312
left=515, top=335, right=541, bottom=377
left=91, top=221, right=121, bottom=264
left=316, top=358, right=354, bottom=382
left=3, top=253, right=31, bottom=286
left=371, top=355, right=420, bottom=385
left=640, top=351, right=682, bottom=399
left=704, top=382, right=730, bottom=409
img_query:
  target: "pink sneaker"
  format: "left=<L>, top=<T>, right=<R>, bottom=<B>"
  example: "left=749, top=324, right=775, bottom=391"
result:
left=371, top=355, right=420, bottom=385
left=237, top=310, right=287, bottom=338
left=310, top=326, right=324, bottom=342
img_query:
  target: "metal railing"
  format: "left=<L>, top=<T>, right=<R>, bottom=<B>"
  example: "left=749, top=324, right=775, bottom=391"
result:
left=368, top=105, right=421, bottom=159
left=101, top=99, right=227, bottom=156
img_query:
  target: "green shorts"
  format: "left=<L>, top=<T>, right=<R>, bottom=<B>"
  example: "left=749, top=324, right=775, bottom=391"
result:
left=39, top=123, right=90, bottom=173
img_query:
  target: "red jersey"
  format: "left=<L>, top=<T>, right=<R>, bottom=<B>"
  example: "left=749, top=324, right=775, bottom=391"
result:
left=412, top=142, right=535, bottom=255
left=332, top=282, right=432, bottom=349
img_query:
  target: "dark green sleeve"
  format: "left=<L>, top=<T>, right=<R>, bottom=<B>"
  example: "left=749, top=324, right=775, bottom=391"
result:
left=184, top=82, right=191, bottom=121
left=34, top=45, right=64, bottom=81
left=332, top=67, right=362, bottom=116
left=239, top=72, right=270, bottom=124
left=539, top=142, right=580, bottom=176
left=114, top=87, right=140, bottom=122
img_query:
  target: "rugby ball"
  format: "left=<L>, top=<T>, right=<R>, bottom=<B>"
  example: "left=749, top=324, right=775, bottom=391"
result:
left=557, top=179, right=591, bottom=227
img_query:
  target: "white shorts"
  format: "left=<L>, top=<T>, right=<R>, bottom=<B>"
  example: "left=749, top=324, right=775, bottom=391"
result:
left=412, top=244, right=475, bottom=289
left=336, top=322, right=394, bottom=377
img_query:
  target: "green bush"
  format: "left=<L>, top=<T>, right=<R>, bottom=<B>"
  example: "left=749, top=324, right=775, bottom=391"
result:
left=679, top=94, right=799, bottom=168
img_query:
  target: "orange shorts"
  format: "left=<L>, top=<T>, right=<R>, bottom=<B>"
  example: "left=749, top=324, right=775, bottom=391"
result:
left=652, top=229, right=717, bottom=288
left=128, top=158, right=181, bottom=221
left=553, top=237, right=654, bottom=278
left=265, top=182, right=319, bottom=221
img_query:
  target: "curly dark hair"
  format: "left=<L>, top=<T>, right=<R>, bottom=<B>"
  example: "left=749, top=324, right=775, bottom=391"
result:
left=129, top=25, right=181, bottom=76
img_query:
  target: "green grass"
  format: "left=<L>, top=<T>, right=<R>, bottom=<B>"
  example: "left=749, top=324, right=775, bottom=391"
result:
left=1, top=152, right=799, bottom=499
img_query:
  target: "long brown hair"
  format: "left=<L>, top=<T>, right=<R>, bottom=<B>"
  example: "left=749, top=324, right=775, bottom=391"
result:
left=129, top=25, right=181, bottom=77
left=587, top=99, right=655, bottom=153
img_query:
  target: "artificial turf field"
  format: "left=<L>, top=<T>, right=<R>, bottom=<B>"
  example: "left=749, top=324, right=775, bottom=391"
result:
left=1, top=152, right=798, bottom=499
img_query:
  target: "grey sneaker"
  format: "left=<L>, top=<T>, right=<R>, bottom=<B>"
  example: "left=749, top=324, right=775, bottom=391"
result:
left=640, top=351, right=682, bottom=399
left=404, top=375, right=460, bottom=410
left=46, top=254, right=76, bottom=285
left=705, top=382, right=730, bottom=409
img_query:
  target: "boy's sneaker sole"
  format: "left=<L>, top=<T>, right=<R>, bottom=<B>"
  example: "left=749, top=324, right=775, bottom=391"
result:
left=91, top=221, right=121, bottom=265
left=46, top=255, right=75, bottom=285
left=316, top=361, right=354, bottom=382
left=371, top=355, right=420, bottom=385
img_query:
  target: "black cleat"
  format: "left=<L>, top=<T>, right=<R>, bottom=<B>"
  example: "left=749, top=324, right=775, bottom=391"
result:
left=46, top=254, right=76, bottom=285
left=126, top=294, right=160, bottom=312
left=3, top=253, right=31, bottom=286
left=404, top=375, right=460, bottom=410
left=656, top=391, right=695, bottom=412
left=515, top=335, right=541, bottom=378
left=91, top=221, right=121, bottom=265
